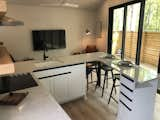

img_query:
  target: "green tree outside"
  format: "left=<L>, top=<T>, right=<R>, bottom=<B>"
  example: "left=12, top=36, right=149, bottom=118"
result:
left=113, top=0, right=160, bottom=32
left=144, top=0, right=160, bottom=32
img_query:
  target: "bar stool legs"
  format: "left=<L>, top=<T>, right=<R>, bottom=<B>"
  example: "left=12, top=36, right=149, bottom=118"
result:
left=108, top=75, right=120, bottom=104
left=108, top=79, right=116, bottom=104
left=86, top=75, right=89, bottom=91
left=86, top=62, right=99, bottom=91
left=102, top=71, right=108, bottom=97
left=101, top=70, right=114, bottom=97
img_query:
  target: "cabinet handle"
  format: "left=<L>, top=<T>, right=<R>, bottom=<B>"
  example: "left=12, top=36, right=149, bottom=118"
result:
left=33, top=63, right=84, bottom=72
left=122, top=74, right=134, bottom=83
left=120, top=91, right=133, bottom=102
left=120, top=100, right=132, bottom=111
left=121, top=83, right=133, bottom=92
left=38, top=72, right=71, bottom=79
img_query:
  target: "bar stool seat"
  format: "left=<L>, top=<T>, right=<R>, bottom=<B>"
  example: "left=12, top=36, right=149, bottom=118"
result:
left=101, top=65, right=113, bottom=71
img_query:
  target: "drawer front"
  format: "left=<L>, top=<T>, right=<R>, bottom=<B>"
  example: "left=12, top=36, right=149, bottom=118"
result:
left=120, top=84, right=134, bottom=99
left=33, top=66, right=73, bottom=79
left=119, top=93, right=133, bottom=109
left=69, top=64, right=86, bottom=97
left=53, top=74, right=71, bottom=104
left=120, top=75, right=135, bottom=90
left=118, top=100, right=132, bottom=120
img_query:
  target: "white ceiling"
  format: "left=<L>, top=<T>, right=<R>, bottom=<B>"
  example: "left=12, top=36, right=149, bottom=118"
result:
left=7, top=0, right=103, bottom=9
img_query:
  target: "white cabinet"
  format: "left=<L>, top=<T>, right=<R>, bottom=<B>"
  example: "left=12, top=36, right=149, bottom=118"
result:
left=68, top=64, right=86, bottom=100
left=33, top=63, right=86, bottom=104
left=117, top=74, right=158, bottom=120
left=118, top=101, right=131, bottom=120
left=53, top=74, right=70, bottom=103
left=39, top=78, right=51, bottom=92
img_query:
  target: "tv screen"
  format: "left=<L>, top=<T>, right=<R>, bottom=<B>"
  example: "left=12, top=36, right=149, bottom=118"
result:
left=32, top=30, right=66, bottom=51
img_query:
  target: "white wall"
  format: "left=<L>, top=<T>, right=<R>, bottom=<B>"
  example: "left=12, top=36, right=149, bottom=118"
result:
left=0, top=4, right=97, bottom=60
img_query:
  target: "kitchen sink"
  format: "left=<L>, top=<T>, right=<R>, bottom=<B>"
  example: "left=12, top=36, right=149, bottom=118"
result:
left=34, top=60, right=62, bottom=68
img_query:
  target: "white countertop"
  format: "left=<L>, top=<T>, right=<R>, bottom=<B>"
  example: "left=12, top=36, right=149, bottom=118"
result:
left=12, top=52, right=159, bottom=84
left=99, top=58, right=159, bottom=84
left=13, top=52, right=104, bottom=74
left=0, top=81, right=71, bottom=120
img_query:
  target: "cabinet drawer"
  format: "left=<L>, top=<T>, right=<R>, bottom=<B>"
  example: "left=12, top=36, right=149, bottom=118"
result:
left=120, top=92, right=133, bottom=109
left=120, top=75, right=135, bottom=90
left=118, top=100, right=132, bottom=120
left=120, top=84, right=134, bottom=99
left=33, top=66, right=72, bottom=79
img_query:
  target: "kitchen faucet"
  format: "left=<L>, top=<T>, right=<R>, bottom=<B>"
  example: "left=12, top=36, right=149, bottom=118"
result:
left=43, top=42, right=48, bottom=61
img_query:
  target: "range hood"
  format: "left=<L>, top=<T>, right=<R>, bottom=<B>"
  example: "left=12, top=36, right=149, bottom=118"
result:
left=0, top=0, right=24, bottom=26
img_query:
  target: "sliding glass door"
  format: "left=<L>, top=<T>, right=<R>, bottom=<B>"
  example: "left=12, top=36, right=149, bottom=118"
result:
left=139, top=0, right=160, bottom=73
left=124, top=3, right=141, bottom=63
left=108, top=0, right=145, bottom=64
left=111, top=8, right=124, bottom=58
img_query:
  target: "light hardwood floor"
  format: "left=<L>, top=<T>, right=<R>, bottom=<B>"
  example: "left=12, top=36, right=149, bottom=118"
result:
left=61, top=74, right=160, bottom=120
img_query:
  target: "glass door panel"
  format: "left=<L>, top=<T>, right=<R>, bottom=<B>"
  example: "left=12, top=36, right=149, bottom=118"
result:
left=140, top=0, right=160, bottom=73
left=112, top=8, right=124, bottom=57
left=108, top=1, right=145, bottom=64
left=124, top=3, right=141, bottom=62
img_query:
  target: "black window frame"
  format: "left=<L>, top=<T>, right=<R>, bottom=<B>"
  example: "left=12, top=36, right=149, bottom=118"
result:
left=107, top=0, right=146, bottom=65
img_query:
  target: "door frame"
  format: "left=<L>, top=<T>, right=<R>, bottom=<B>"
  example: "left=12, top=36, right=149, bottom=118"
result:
left=107, top=0, right=145, bottom=65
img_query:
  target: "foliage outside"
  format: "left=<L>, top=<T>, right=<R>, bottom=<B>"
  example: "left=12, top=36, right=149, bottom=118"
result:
left=144, top=0, right=160, bottom=32
left=113, top=0, right=160, bottom=32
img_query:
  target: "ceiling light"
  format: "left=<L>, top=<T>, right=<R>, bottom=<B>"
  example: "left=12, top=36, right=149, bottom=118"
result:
left=40, top=3, right=61, bottom=7
left=40, top=2, right=79, bottom=8
left=62, top=3, right=79, bottom=8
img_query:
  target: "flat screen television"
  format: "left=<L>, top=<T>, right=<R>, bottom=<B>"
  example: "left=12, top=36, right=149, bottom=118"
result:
left=32, top=30, right=66, bottom=51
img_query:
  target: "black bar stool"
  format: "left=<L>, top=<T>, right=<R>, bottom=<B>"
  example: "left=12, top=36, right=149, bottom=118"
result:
left=86, top=61, right=98, bottom=91
left=108, top=73, right=120, bottom=104
left=101, top=64, right=114, bottom=97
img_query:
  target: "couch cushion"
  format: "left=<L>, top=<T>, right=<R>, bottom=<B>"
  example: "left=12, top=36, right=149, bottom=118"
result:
left=85, top=45, right=98, bottom=53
